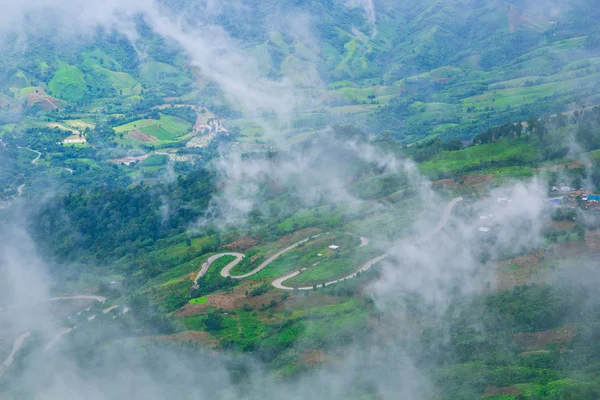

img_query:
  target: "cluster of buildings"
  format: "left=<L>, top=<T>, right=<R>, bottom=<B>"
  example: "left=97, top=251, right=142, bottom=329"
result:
left=548, top=186, right=600, bottom=211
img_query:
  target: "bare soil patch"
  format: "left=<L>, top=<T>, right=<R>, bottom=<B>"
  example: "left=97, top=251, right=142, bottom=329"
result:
left=554, top=241, right=588, bottom=258
left=274, top=228, right=321, bottom=249
left=495, top=250, right=548, bottom=291
left=243, top=290, right=287, bottom=310
left=483, top=386, right=521, bottom=397
left=206, top=290, right=246, bottom=310
left=514, top=325, right=576, bottom=350
left=128, top=129, right=157, bottom=143
left=518, top=349, right=551, bottom=357
left=177, top=303, right=206, bottom=317
left=431, top=174, right=492, bottom=191
left=222, top=236, right=259, bottom=251
left=536, top=161, right=584, bottom=171
left=550, top=220, right=576, bottom=231
left=302, top=349, right=326, bottom=366
left=276, top=292, right=343, bottom=310
left=150, top=330, right=218, bottom=348
left=585, top=230, right=600, bottom=251
left=110, top=154, right=148, bottom=166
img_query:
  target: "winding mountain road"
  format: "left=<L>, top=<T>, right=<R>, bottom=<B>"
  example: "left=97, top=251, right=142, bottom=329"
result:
left=0, top=331, right=31, bottom=377
left=47, top=295, right=106, bottom=303
left=17, top=147, right=42, bottom=165
left=194, top=197, right=463, bottom=292
left=43, top=328, right=74, bottom=354
left=1, top=295, right=108, bottom=378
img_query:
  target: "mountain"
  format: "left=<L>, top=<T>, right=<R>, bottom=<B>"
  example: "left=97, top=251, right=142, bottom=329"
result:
left=2, top=1, right=600, bottom=400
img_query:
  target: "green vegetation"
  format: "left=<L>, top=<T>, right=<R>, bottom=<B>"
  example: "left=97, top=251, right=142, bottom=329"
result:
left=191, top=255, right=237, bottom=298
left=114, top=114, right=192, bottom=141
left=6, top=2, right=600, bottom=398
left=189, top=296, right=207, bottom=305
left=48, top=63, right=87, bottom=103
left=141, top=154, right=168, bottom=167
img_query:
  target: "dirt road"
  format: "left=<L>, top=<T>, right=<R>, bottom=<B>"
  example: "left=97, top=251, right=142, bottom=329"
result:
left=0, top=331, right=31, bottom=378
left=0, top=295, right=107, bottom=377
left=43, top=328, right=74, bottom=354
left=193, top=253, right=245, bottom=289
left=17, top=147, right=41, bottom=165
left=47, top=295, right=106, bottom=303
left=222, top=238, right=319, bottom=279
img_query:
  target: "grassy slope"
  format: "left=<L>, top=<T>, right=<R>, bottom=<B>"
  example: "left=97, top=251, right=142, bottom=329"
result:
left=48, top=63, right=87, bottom=103
left=419, top=137, right=539, bottom=177
left=114, top=114, right=192, bottom=140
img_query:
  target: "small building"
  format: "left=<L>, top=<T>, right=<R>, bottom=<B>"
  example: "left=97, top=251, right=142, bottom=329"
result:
left=497, top=197, right=511, bottom=204
left=110, top=281, right=117, bottom=285
left=548, top=199, right=561, bottom=206
left=328, top=245, right=340, bottom=250
left=478, top=227, right=490, bottom=233
left=588, top=195, right=600, bottom=202
left=560, top=186, right=573, bottom=193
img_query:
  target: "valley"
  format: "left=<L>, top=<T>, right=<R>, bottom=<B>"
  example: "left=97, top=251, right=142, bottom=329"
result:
left=3, top=1, right=600, bottom=399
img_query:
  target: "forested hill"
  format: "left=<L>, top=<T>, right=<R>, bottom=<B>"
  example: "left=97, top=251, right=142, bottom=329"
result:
left=2, top=0, right=600, bottom=149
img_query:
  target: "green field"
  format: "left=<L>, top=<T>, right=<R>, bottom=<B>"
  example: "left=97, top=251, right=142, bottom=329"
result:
left=95, top=67, right=141, bottom=96
left=138, top=61, right=192, bottom=86
left=419, top=137, right=540, bottom=178
left=81, top=50, right=123, bottom=71
left=114, top=114, right=192, bottom=141
left=189, top=296, right=207, bottom=305
left=48, top=63, right=87, bottom=102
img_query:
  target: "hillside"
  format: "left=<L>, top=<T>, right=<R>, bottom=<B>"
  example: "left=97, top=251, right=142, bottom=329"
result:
left=3, top=1, right=600, bottom=400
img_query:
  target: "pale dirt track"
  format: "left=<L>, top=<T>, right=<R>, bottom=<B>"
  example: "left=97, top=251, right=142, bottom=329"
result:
left=17, top=147, right=41, bottom=165
left=43, top=328, right=74, bottom=354
left=0, top=331, right=31, bottom=377
left=1, top=295, right=108, bottom=378
left=1, top=199, right=462, bottom=379
left=47, top=295, right=106, bottom=303
left=196, top=197, right=462, bottom=292
left=193, top=253, right=245, bottom=289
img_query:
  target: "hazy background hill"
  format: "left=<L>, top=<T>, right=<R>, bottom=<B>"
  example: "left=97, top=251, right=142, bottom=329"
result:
left=1, top=0, right=600, bottom=147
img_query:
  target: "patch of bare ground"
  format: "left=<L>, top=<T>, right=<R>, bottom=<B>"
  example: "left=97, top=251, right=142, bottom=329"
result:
left=514, top=325, right=576, bottom=350
left=150, top=331, right=218, bottom=348
left=431, top=174, right=493, bottom=191
left=208, top=290, right=248, bottom=310
left=483, top=386, right=521, bottom=397
left=585, top=230, right=600, bottom=251
left=537, top=161, right=584, bottom=171
left=549, top=220, right=576, bottom=231
left=241, top=289, right=288, bottom=310
left=495, top=250, right=548, bottom=291
left=178, top=283, right=278, bottom=316
left=302, top=349, right=326, bottom=366
left=272, top=228, right=320, bottom=250
left=222, top=236, right=259, bottom=251
left=275, top=292, right=343, bottom=311
left=128, top=129, right=157, bottom=143
left=554, top=241, right=588, bottom=258
left=518, top=349, right=551, bottom=357
left=110, top=154, right=148, bottom=166
left=177, top=303, right=205, bottom=317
